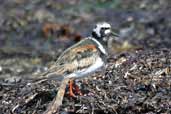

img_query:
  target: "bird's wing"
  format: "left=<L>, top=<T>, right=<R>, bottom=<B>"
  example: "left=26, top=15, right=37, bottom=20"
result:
left=38, top=38, right=101, bottom=80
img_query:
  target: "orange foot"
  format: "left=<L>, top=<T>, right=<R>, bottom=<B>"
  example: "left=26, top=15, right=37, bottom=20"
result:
left=69, top=80, right=83, bottom=97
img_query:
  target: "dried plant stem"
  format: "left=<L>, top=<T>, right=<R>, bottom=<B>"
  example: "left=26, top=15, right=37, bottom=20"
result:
left=43, top=78, right=70, bottom=114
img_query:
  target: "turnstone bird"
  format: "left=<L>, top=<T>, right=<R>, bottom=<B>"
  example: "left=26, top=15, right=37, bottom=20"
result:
left=37, top=22, right=118, bottom=97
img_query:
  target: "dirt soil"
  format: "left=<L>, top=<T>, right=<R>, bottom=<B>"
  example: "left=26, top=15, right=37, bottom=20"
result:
left=0, top=0, right=171, bottom=114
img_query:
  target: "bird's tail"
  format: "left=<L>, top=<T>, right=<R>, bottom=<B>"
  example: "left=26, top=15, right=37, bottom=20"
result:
left=28, top=66, right=64, bottom=82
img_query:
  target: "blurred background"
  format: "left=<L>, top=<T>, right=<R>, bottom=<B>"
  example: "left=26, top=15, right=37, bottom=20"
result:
left=0, top=0, right=171, bottom=114
left=1, top=0, right=171, bottom=90
left=0, top=0, right=171, bottom=113
left=0, top=0, right=171, bottom=57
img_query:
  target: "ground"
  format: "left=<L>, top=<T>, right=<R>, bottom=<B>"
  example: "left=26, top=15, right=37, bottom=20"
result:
left=0, top=0, right=171, bottom=114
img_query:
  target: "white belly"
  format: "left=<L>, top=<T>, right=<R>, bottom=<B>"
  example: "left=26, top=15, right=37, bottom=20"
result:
left=67, top=57, right=104, bottom=79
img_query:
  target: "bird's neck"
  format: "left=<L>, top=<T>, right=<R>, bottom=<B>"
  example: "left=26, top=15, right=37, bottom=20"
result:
left=92, top=32, right=108, bottom=46
left=90, top=37, right=108, bottom=56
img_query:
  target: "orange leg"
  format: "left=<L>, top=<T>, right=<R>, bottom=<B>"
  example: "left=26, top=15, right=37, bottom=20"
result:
left=69, top=80, right=76, bottom=97
left=69, top=80, right=83, bottom=97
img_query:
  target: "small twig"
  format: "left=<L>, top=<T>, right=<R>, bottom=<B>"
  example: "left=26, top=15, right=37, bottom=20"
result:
left=43, top=78, right=70, bottom=114
left=25, top=93, right=38, bottom=104
left=12, top=93, right=38, bottom=113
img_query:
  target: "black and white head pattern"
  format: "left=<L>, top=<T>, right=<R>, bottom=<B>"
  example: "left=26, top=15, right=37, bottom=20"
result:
left=92, top=22, right=112, bottom=40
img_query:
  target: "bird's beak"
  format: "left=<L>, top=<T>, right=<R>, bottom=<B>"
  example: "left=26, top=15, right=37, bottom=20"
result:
left=111, top=29, right=119, bottom=37
left=111, top=31, right=119, bottom=37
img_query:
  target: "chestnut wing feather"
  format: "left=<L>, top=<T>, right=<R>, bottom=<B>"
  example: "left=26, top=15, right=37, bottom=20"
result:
left=39, top=42, right=100, bottom=80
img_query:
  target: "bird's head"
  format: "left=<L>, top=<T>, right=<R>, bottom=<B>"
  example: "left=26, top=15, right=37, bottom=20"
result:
left=92, top=22, right=118, bottom=42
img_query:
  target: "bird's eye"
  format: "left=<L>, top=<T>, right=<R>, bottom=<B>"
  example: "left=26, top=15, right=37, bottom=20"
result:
left=102, top=27, right=110, bottom=30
